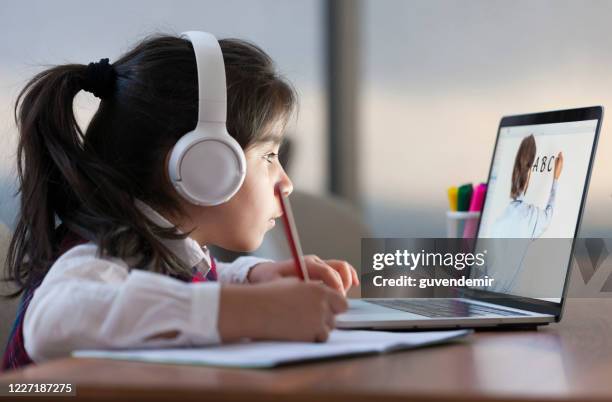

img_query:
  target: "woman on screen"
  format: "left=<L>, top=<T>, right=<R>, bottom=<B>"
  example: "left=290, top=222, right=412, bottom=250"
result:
left=486, top=134, right=563, bottom=293
left=491, top=134, right=563, bottom=239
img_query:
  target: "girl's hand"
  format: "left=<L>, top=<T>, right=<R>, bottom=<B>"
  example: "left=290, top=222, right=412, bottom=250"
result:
left=247, top=255, right=360, bottom=295
left=554, top=151, right=564, bottom=180
left=219, top=278, right=348, bottom=342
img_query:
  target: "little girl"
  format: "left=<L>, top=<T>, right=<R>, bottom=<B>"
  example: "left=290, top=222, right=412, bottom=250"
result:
left=2, top=32, right=359, bottom=370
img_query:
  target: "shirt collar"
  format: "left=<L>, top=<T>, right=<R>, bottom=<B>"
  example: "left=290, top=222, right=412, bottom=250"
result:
left=513, top=191, right=526, bottom=203
left=134, top=199, right=211, bottom=269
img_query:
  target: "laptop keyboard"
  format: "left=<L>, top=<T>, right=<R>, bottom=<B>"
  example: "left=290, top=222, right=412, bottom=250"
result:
left=366, top=299, right=529, bottom=318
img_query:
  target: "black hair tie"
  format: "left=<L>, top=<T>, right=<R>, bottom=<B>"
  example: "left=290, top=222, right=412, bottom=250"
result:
left=82, top=58, right=116, bottom=99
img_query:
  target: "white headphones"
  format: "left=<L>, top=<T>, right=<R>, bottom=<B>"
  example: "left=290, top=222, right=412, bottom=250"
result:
left=167, top=31, right=247, bottom=206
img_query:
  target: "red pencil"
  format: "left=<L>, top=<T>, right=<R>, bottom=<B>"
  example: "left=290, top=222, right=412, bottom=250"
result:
left=275, top=183, right=309, bottom=281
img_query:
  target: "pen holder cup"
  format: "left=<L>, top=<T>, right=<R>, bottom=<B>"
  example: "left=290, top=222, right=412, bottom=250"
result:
left=446, top=211, right=481, bottom=238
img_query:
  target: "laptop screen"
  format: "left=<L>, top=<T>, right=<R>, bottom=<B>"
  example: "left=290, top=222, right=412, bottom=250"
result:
left=474, top=118, right=599, bottom=302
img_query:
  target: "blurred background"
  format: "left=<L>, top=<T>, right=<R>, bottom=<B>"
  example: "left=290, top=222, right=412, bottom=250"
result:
left=0, top=0, right=611, bottom=252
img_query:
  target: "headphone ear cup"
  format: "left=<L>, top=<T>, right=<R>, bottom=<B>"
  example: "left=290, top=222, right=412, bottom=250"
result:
left=168, top=128, right=246, bottom=206
left=171, top=31, right=246, bottom=206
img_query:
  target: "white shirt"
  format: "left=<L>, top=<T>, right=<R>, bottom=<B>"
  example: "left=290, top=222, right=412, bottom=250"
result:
left=484, top=179, right=558, bottom=293
left=490, top=179, right=558, bottom=239
left=23, top=201, right=271, bottom=362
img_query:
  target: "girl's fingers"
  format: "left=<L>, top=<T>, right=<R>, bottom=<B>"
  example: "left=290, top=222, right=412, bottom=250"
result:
left=326, top=260, right=360, bottom=289
left=305, top=260, right=345, bottom=294
left=325, top=308, right=336, bottom=329
left=325, top=260, right=352, bottom=290
left=315, top=326, right=331, bottom=343
left=326, top=287, right=349, bottom=313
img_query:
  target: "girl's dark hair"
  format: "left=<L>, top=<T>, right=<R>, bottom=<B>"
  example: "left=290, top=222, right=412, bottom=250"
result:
left=5, top=34, right=296, bottom=297
left=510, top=134, right=536, bottom=199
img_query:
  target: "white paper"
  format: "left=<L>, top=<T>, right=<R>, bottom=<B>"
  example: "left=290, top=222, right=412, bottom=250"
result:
left=73, top=329, right=470, bottom=368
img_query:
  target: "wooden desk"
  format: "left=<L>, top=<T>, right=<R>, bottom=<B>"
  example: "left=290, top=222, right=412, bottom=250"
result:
left=2, top=298, right=612, bottom=402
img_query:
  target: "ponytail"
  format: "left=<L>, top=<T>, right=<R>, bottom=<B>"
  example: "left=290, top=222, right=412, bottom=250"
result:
left=5, top=62, right=189, bottom=297
left=7, top=64, right=90, bottom=294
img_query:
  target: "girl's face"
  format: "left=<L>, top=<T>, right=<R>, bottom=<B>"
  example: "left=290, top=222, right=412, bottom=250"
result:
left=175, top=135, right=293, bottom=252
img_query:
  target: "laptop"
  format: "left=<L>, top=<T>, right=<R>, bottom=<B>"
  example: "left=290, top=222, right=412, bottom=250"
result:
left=337, top=106, right=603, bottom=330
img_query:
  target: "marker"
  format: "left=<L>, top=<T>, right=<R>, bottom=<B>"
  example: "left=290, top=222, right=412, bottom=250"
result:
left=469, top=183, right=487, bottom=212
left=447, top=186, right=458, bottom=211
left=457, top=183, right=473, bottom=212
left=275, top=183, right=309, bottom=281
left=462, top=183, right=487, bottom=238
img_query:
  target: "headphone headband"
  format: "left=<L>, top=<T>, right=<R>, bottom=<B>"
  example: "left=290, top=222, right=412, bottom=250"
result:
left=168, top=31, right=246, bottom=206
left=180, top=31, right=226, bottom=124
